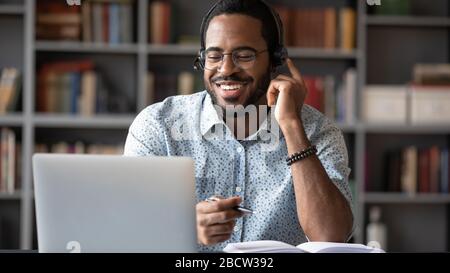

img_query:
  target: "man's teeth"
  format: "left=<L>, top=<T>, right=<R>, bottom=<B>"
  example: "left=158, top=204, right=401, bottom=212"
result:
left=220, top=84, right=242, bottom=90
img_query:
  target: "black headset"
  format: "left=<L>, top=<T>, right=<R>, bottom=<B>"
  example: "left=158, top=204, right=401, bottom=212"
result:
left=193, top=0, right=288, bottom=71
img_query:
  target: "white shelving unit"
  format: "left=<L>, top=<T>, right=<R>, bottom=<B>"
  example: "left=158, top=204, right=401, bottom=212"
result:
left=0, top=0, right=449, bottom=251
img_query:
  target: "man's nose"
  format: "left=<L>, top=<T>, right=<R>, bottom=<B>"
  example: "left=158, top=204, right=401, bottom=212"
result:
left=217, top=54, right=239, bottom=75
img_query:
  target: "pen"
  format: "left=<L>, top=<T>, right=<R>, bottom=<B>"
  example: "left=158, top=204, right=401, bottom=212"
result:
left=206, top=196, right=254, bottom=215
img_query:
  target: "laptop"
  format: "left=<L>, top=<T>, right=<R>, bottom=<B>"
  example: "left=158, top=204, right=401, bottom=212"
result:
left=32, top=154, right=197, bottom=253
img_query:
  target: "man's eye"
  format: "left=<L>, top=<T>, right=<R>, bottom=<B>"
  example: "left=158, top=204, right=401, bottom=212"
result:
left=207, top=55, right=222, bottom=61
left=236, top=55, right=254, bottom=61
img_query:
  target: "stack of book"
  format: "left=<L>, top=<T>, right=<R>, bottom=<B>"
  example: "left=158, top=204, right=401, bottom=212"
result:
left=37, top=60, right=131, bottom=115
left=303, top=68, right=356, bottom=124
left=36, top=0, right=135, bottom=44
left=0, top=68, right=20, bottom=114
left=366, top=146, right=449, bottom=194
left=274, top=6, right=356, bottom=50
left=36, top=0, right=82, bottom=41
left=82, top=0, right=134, bottom=44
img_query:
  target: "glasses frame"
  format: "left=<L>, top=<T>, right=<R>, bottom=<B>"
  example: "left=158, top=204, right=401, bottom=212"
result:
left=201, top=48, right=269, bottom=71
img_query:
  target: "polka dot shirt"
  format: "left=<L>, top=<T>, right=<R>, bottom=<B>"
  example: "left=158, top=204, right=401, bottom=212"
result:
left=124, top=91, right=353, bottom=252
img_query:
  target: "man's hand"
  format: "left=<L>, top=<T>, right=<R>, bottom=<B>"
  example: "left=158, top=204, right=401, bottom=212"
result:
left=267, top=58, right=307, bottom=128
left=196, top=196, right=243, bottom=245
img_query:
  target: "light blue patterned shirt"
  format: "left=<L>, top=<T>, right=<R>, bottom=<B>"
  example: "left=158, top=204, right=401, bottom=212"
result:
left=124, top=91, right=353, bottom=252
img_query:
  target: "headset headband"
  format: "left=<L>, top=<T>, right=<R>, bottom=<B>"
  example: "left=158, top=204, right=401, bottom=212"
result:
left=199, top=0, right=284, bottom=51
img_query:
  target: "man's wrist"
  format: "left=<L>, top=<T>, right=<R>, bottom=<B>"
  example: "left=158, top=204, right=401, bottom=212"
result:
left=279, top=117, right=303, bottom=133
left=280, top=117, right=311, bottom=153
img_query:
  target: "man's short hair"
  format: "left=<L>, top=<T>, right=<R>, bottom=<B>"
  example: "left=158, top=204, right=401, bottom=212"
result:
left=202, top=0, right=280, bottom=64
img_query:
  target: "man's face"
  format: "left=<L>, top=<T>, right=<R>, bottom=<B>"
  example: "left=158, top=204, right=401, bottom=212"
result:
left=203, top=14, right=271, bottom=109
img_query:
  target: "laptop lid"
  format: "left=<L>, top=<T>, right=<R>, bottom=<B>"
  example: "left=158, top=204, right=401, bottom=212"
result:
left=32, top=154, right=197, bottom=253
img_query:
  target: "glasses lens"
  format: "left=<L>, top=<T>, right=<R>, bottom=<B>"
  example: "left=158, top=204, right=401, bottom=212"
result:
left=205, top=51, right=222, bottom=70
left=204, top=49, right=258, bottom=70
left=233, top=49, right=256, bottom=70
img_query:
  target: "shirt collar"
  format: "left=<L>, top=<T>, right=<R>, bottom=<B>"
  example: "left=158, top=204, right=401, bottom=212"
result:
left=200, top=92, right=280, bottom=141
left=200, top=93, right=224, bottom=136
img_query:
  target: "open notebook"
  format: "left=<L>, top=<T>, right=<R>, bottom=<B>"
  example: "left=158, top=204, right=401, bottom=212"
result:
left=223, top=240, right=385, bottom=253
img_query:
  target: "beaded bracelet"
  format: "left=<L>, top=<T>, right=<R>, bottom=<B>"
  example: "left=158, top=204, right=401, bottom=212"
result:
left=286, top=145, right=317, bottom=166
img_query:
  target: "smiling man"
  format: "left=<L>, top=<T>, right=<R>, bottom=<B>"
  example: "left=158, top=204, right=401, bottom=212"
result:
left=124, top=0, right=354, bottom=252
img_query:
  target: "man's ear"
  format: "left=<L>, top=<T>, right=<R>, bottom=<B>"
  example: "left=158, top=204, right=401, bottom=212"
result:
left=270, top=70, right=279, bottom=80
left=270, top=63, right=278, bottom=73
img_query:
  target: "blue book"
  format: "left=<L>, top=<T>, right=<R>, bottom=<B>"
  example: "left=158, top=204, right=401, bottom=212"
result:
left=70, top=72, right=81, bottom=114
left=109, top=4, right=120, bottom=44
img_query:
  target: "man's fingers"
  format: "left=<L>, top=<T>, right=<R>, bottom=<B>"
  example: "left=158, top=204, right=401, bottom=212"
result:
left=196, top=196, right=242, bottom=214
left=206, top=234, right=232, bottom=245
left=275, top=74, right=299, bottom=85
left=267, top=80, right=284, bottom=106
left=205, top=221, right=235, bottom=236
left=208, top=209, right=243, bottom=225
left=286, top=58, right=303, bottom=82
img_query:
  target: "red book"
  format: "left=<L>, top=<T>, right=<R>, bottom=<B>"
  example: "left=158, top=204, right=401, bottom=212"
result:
left=162, top=2, right=171, bottom=44
left=418, top=148, right=430, bottom=193
left=303, top=76, right=324, bottom=113
left=429, top=146, right=440, bottom=193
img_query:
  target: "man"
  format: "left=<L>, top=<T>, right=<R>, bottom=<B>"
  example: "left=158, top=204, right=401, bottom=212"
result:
left=124, top=0, right=354, bottom=252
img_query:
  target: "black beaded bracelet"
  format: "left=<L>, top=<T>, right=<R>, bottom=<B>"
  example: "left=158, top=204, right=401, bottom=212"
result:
left=286, top=145, right=317, bottom=166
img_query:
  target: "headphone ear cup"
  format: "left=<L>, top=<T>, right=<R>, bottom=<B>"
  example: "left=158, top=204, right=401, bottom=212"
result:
left=193, top=51, right=206, bottom=70
left=273, top=47, right=288, bottom=67
left=193, top=57, right=202, bottom=70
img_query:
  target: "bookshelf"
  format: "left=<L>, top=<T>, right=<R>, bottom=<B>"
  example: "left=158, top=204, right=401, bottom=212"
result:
left=360, top=0, right=450, bottom=252
left=0, top=0, right=448, bottom=252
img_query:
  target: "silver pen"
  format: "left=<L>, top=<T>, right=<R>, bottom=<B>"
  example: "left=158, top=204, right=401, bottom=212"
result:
left=206, top=196, right=254, bottom=215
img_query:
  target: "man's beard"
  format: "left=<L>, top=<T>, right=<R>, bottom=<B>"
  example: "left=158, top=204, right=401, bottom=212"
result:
left=205, top=70, right=272, bottom=111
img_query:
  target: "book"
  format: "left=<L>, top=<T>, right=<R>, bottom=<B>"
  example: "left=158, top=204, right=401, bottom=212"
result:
left=0, top=68, right=21, bottom=114
left=413, top=64, right=450, bottom=85
left=223, top=240, right=385, bottom=253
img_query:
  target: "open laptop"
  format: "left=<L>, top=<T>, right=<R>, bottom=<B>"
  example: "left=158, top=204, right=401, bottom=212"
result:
left=32, top=154, right=197, bottom=253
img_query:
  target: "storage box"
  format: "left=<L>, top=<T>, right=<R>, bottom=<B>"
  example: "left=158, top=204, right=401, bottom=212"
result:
left=363, top=85, right=407, bottom=124
left=410, top=85, right=450, bottom=124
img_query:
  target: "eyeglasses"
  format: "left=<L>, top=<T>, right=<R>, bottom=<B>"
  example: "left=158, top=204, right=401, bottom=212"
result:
left=202, top=48, right=268, bottom=70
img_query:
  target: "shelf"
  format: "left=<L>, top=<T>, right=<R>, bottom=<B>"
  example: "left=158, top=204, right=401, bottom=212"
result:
left=145, top=44, right=359, bottom=59
left=0, top=5, right=24, bottom=15
left=0, top=192, right=21, bottom=200
left=362, top=193, right=450, bottom=204
left=361, top=123, right=450, bottom=134
left=33, top=115, right=134, bottom=129
left=287, top=48, right=358, bottom=59
left=366, top=15, right=450, bottom=27
left=147, top=44, right=198, bottom=55
left=0, top=114, right=24, bottom=126
left=35, top=41, right=140, bottom=54
left=336, top=123, right=358, bottom=133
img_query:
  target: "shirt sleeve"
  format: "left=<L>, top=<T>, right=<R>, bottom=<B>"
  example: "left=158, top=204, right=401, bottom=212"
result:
left=123, top=107, right=168, bottom=156
left=310, top=117, right=356, bottom=241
